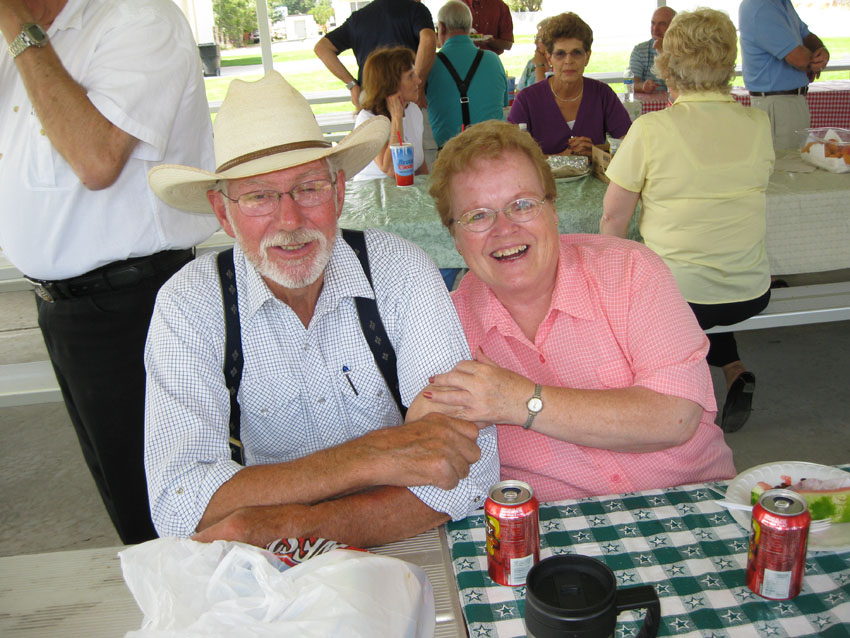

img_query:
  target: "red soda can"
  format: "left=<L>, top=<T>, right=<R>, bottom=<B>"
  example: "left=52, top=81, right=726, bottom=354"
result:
left=485, top=480, right=540, bottom=586
left=746, top=488, right=811, bottom=600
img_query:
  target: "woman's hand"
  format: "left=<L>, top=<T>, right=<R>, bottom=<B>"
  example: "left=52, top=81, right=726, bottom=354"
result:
left=387, top=92, right=405, bottom=122
left=423, top=348, right=533, bottom=426
left=566, top=135, right=593, bottom=157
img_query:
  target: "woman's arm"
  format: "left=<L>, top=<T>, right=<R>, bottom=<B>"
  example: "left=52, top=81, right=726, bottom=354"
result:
left=600, top=181, right=640, bottom=238
left=375, top=93, right=405, bottom=176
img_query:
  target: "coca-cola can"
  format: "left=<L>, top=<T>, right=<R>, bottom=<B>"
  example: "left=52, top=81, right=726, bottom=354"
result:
left=485, top=480, right=540, bottom=587
left=746, top=488, right=811, bottom=600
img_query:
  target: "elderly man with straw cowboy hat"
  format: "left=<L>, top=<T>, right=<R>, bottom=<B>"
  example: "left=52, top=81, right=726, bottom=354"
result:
left=144, top=71, right=498, bottom=548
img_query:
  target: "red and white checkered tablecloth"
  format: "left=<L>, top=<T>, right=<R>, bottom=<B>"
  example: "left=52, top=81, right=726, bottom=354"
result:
left=636, top=80, right=850, bottom=129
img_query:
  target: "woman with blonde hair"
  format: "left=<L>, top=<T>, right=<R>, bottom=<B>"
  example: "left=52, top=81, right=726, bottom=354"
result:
left=352, top=46, right=428, bottom=181
left=601, top=8, right=775, bottom=433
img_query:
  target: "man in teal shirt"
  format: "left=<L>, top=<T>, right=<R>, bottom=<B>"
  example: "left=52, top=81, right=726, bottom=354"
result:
left=426, top=0, right=508, bottom=149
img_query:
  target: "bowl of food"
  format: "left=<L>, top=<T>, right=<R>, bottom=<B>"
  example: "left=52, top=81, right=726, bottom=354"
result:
left=799, top=127, right=850, bottom=173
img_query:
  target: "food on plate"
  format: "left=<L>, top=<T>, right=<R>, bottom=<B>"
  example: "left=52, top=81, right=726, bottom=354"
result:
left=750, top=476, right=850, bottom=523
left=799, top=127, right=850, bottom=173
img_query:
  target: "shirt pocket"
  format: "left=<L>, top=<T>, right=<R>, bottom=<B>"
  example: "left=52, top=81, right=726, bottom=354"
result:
left=238, top=374, right=308, bottom=462
left=24, top=115, right=75, bottom=191
left=338, top=360, right=402, bottom=439
left=595, top=356, right=636, bottom=389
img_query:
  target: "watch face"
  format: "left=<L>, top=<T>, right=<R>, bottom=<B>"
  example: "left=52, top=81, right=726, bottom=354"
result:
left=528, top=397, right=543, bottom=413
left=25, top=23, right=48, bottom=45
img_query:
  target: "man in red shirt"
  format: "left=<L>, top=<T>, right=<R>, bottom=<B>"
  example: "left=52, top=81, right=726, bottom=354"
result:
left=462, top=0, right=513, bottom=55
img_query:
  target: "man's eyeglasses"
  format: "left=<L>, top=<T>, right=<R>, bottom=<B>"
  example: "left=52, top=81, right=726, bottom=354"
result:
left=453, top=197, right=547, bottom=233
left=221, top=178, right=335, bottom=217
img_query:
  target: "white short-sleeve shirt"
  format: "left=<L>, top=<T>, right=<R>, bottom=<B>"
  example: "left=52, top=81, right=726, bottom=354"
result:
left=352, top=103, right=425, bottom=181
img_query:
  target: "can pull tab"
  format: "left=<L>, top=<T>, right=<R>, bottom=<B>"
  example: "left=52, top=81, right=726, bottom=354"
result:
left=774, top=497, right=794, bottom=511
left=502, top=488, right=521, bottom=502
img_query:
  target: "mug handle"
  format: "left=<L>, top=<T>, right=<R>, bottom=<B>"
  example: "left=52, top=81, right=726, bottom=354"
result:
left=615, top=586, right=661, bottom=638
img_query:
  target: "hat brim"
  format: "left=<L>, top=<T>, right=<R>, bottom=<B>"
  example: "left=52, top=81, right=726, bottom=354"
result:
left=148, top=116, right=390, bottom=214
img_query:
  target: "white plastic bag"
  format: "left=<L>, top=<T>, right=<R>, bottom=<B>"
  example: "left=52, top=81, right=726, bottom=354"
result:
left=119, top=538, right=435, bottom=638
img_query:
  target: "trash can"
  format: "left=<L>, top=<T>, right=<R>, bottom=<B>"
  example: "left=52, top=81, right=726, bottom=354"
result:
left=198, top=43, right=220, bottom=77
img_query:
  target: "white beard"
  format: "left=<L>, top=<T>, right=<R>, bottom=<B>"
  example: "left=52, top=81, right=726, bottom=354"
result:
left=250, top=227, right=334, bottom=289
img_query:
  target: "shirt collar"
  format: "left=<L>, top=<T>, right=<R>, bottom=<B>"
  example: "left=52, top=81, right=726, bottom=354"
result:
left=672, top=91, right=736, bottom=105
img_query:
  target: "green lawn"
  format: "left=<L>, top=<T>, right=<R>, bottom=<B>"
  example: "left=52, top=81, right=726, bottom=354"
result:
left=206, top=35, right=850, bottom=114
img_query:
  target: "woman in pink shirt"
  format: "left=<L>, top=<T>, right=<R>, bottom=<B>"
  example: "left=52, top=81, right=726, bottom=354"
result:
left=423, top=120, right=735, bottom=503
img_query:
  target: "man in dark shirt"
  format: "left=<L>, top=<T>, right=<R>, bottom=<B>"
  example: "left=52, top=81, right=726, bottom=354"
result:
left=314, top=0, right=436, bottom=107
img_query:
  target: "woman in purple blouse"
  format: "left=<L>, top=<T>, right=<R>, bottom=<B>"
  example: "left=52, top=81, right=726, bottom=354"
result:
left=508, top=12, right=632, bottom=156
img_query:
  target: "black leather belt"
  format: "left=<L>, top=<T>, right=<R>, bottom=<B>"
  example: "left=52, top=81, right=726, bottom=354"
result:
left=25, top=249, right=193, bottom=303
left=749, top=86, right=809, bottom=97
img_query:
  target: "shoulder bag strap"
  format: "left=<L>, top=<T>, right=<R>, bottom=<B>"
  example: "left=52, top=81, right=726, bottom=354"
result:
left=341, top=229, right=406, bottom=419
left=216, top=248, right=245, bottom=465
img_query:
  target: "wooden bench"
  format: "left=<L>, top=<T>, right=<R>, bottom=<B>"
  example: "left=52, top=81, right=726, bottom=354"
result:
left=706, top=282, right=850, bottom=333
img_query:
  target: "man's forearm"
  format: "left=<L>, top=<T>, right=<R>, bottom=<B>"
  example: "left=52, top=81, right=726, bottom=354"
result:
left=195, top=486, right=451, bottom=548
left=414, top=29, right=436, bottom=82
left=314, top=37, right=356, bottom=85
left=2, top=12, right=137, bottom=189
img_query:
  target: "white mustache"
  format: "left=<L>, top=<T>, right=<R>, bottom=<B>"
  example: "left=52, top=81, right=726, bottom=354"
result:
left=260, top=228, right=326, bottom=251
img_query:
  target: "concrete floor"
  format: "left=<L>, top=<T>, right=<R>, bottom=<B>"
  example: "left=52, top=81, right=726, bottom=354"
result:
left=1, top=280, right=849, bottom=558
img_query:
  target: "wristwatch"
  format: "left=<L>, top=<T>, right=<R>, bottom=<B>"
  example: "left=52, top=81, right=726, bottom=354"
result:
left=345, top=80, right=358, bottom=91
left=523, top=383, right=543, bottom=430
left=8, top=23, right=49, bottom=59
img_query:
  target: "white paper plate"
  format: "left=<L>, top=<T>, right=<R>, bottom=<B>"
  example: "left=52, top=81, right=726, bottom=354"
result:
left=726, top=461, right=850, bottom=552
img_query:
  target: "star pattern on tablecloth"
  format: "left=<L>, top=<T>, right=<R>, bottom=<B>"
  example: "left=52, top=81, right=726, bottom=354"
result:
left=667, top=519, right=683, bottom=530
left=649, top=535, right=668, bottom=547
left=618, top=571, right=636, bottom=585
left=543, top=520, right=561, bottom=531
left=693, top=489, right=712, bottom=500
left=468, top=514, right=484, bottom=527
left=450, top=530, right=468, bottom=542
left=805, top=559, right=817, bottom=572
left=636, top=553, right=654, bottom=565
left=616, top=625, right=637, bottom=638
left=694, top=529, right=714, bottom=540
left=714, top=557, right=733, bottom=570
left=683, top=545, right=701, bottom=557
left=578, top=496, right=596, bottom=503
left=464, top=590, right=482, bottom=603
left=826, top=591, right=844, bottom=604
left=837, top=572, right=850, bottom=585
left=655, top=583, right=671, bottom=595
left=757, top=623, right=781, bottom=636
left=700, top=574, right=721, bottom=588
left=635, top=510, right=653, bottom=520
left=684, top=595, right=703, bottom=610
left=590, top=516, right=607, bottom=526
left=736, top=587, right=759, bottom=602
left=620, top=525, right=638, bottom=536
left=722, top=609, right=743, bottom=623
left=709, top=513, right=727, bottom=524
left=776, top=602, right=795, bottom=615
left=677, top=504, right=695, bottom=515
left=606, top=500, right=624, bottom=511
left=703, top=632, right=724, bottom=638
left=471, top=624, right=492, bottom=637
left=559, top=506, right=578, bottom=517
left=603, top=542, right=620, bottom=554
left=812, top=615, right=832, bottom=630
left=730, top=539, right=748, bottom=551
left=494, top=604, right=514, bottom=618
left=456, top=558, right=476, bottom=570
left=666, top=564, right=685, bottom=576
left=670, top=616, right=691, bottom=631
left=553, top=547, right=572, bottom=555
left=649, top=496, right=665, bottom=506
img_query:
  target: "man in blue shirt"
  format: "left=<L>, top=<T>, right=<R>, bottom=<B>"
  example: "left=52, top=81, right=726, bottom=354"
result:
left=629, top=6, right=675, bottom=94
left=739, top=0, right=829, bottom=149
left=426, top=0, right=507, bottom=149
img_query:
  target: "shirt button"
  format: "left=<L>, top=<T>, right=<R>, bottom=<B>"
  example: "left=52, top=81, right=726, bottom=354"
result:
left=317, top=397, right=325, bottom=404
left=377, top=389, right=384, bottom=397
left=176, top=487, right=184, bottom=495
left=40, top=128, right=46, bottom=135
left=612, top=474, right=621, bottom=482
left=473, top=496, right=480, bottom=502
left=13, top=106, right=19, bottom=112
left=539, top=354, right=546, bottom=363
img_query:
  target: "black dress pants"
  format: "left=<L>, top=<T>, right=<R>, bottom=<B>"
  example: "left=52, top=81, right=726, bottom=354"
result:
left=35, top=254, right=191, bottom=544
left=688, top=289, right=771, bottom=367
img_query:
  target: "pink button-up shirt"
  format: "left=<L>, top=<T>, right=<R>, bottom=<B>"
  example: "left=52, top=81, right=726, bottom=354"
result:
left=452, top=235, right=736, bottom=502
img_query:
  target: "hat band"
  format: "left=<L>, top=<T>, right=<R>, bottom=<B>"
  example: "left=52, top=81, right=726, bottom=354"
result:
left=216, top=140, right=333, bottom=173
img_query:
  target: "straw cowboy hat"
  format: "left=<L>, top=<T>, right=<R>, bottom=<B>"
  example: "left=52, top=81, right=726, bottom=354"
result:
left=148, top=71, right=389, bottom=213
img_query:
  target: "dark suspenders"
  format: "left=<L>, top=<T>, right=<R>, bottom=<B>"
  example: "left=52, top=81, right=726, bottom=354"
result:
left=437, top=49, right=485, bottom=128
left=217, top=229, right=405, bottom=465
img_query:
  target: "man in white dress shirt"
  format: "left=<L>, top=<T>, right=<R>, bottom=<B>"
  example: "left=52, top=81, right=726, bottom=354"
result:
left=144, top=72, right=498, bottom=547
left=0, top=0, right=219, bottom=543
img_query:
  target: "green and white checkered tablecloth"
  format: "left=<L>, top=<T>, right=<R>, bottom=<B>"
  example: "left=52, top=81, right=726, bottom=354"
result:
left=446, top=480, right=850, bottom=638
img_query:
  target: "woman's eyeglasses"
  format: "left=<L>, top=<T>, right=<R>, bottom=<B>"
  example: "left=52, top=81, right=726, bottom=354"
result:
left=454, top=197, right=547, bottom=233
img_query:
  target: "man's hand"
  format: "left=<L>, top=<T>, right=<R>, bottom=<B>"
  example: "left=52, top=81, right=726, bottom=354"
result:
left=809, top=47, right=829, bottom=77
left=355, top=413, right=481, bottom=491
left=193, top=503, right=309, bottom=546
left=640, top=79, right=659, bottom=93
left=350, top=83, right=361, bottom=108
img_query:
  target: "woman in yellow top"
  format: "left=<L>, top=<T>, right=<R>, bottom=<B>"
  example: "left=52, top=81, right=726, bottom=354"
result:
left=600, top=8, right=774, bottom=433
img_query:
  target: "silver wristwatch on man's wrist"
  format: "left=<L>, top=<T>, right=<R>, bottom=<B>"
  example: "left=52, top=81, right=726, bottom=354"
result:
left=523, top=383, right=543, bottom=430
left=8, top=23, right=49, bottom=59
left=345, top=80, right=358, bottom=91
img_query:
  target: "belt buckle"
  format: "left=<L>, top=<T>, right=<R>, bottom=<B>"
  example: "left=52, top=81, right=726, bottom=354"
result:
left=25, top=279, right=55, bottom=303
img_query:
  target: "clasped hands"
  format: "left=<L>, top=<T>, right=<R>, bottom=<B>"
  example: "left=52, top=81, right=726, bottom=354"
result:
left=557, top=135, right=593, bottom=158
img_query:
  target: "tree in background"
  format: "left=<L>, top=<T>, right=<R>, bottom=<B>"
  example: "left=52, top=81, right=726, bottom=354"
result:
left=213, top=0, right=257, bottom=46
left=505, top=0, right=542, bottom=11
left=310, top=0, right=334, bottom=33
left=271, top=0, right=314, bottom=16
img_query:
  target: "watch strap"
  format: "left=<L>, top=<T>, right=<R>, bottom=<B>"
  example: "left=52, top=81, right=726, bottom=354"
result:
left=9, top=23, right=48, bottom=59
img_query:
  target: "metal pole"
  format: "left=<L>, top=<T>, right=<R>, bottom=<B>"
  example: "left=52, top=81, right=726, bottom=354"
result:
left=255, top=0, right=274, bottom=74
